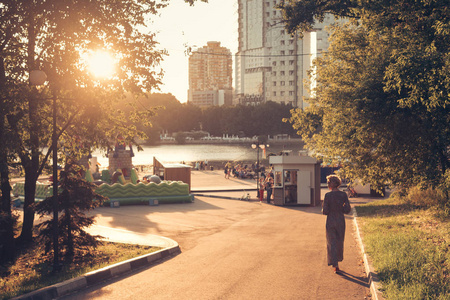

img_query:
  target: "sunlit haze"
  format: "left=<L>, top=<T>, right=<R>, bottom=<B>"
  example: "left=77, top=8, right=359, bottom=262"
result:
left=86, top=51, right=116, bottom=78
left=152, top=0, right=238, bottom=103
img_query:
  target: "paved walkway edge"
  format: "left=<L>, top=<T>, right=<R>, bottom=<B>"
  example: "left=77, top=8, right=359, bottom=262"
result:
left=13, top=243, right=180, bottom=300
left=193, top=193, right=246, bottom=201
left=352, top=207, right=384, bottom=300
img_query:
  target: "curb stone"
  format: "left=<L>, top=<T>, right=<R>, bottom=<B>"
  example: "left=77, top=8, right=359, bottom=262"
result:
left=12, top=243, right=180, bottom=300
left=352, top=207, right=384, bottom=300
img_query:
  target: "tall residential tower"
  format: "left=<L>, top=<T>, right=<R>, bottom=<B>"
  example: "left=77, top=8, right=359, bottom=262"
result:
left=235, top=0, right=337, bottom=108
left=188, top=41, right=233, bottom=107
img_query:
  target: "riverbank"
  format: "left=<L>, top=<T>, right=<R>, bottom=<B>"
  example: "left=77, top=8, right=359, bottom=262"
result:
left=151, top=137, right=304, bottom=146
left=133, top=159, right=271, bottom=179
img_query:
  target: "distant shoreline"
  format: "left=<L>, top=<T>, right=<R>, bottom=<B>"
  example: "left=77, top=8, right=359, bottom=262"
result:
left=150, top=138, right=303, bottom=146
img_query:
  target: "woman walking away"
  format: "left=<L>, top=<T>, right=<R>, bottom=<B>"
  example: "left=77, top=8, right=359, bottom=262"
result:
left=322, top=175, right=351, bottom=274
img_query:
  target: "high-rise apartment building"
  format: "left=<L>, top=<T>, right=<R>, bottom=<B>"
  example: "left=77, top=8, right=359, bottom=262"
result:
left=235, top=0, right=337, bottom=108
left=188, top=41, right=233, bottom=107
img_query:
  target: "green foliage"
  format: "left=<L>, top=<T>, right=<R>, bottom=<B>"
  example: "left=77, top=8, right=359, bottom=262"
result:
left=36, top=162, right=107, bottom=259
left=365, top=230, right=449, bottom=299
left=174, top=132, right=187, bottom=144
left=402, top=185, right=443, bottom=208
left=286, top=20, right=449, bottom=190
left=0, top=241, right=159, bottom=299
left=0, top=211, right=18, bottom=263
left=1, top=0, right=183, bottom=242
left=132, top=94, right=298, bottom=140
left=277, top=0, right=359, bottom=37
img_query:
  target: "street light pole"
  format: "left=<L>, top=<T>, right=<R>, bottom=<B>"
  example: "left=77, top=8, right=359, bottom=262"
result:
left=30, top=70, right=60, bottom=271
left=256, top=146, right=260, bottom=198
left=252, top=142, right=269, bottom=199
left=52, top=94, right=60, bottom=271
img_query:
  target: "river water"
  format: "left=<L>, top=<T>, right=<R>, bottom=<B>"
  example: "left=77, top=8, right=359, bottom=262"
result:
left=92, top=143, right=304, bottom=167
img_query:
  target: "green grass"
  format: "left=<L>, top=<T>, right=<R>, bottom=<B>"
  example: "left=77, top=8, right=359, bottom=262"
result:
left=356, top=198, right=450, bottom=300
left=0, top=242, right=161, bottom=299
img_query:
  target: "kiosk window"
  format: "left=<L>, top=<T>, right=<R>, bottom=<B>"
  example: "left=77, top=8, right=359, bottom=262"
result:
left=284, top=170, right=291, bottom=184
left=275, top=171, right=282, bottom=186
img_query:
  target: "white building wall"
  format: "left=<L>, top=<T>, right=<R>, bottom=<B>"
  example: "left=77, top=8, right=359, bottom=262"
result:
left=236, top=0, right=338, bottom=108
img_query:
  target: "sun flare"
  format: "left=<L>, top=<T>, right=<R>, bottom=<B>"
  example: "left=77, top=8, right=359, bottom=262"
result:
left=86, top=51, right=116, bottom=78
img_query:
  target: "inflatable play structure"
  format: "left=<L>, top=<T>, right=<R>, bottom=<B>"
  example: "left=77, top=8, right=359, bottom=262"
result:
left=95, top=181, right=193, bottom=206
left=12, top=182, right=51, bottom=201
left=12, top=144, right=193, bottom=206
left=12, top=168, right=193, bottom=207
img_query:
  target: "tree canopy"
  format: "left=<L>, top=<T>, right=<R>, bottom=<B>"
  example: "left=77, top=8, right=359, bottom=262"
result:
left=0, top=0, right=203, bottom=245
left=280, top=0, right=450, bottom=189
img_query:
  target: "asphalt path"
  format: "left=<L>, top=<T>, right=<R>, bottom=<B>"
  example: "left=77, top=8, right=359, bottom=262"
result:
left=60, top=191, right=370, bottom=299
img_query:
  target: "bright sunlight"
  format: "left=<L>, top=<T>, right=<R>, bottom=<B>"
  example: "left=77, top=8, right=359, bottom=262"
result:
left=86, top=51, right=116, bottom=78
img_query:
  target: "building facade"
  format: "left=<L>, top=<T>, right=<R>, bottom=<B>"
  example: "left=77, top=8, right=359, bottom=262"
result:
left=188, top=41, right=233, bottom=107
left=235, top=0, right=337, bottom=108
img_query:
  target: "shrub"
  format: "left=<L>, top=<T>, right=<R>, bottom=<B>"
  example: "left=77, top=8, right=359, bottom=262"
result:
left=36, top=161, right=106, bottom=259
left=405, top=185, right=442, bottom=208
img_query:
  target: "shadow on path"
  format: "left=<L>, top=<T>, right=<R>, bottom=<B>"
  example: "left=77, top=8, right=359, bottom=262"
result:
left=338, top=270, right=370, bottom=288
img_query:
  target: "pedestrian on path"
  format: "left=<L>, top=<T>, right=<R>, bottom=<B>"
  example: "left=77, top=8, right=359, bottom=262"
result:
left=258, top=178, right=265, bottom=202
left=322, top=174, right=351, bottom=274
left=265, top=177, right=273, bottom=203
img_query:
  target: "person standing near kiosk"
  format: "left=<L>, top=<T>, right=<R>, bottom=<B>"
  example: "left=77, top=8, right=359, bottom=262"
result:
left=322, top=175, right=351, bottom=274
left=258, top=178, right=265, bottom=202
left=265, top=177, right=274, bottom=203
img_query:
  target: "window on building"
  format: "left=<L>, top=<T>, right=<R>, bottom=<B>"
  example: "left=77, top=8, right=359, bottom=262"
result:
left=272, top=61, right=277, bottom=66
left=280, top=30, right=285, bottom=35
left=280, top=91, right=285, bottom=96
left=280, top=61, right=285, bottom=65
left=280, top=81, right=285, bottom=86
left=289, top=39, right=294, bottom=44
left=280, top=40, right=285, bottom=45
left=273, top=81, right=277, bottom=86
left=280, top=71, right=285, bottom=76
left=280, top=50, right=285, bottom=55
left=289, top=50, right=294, bottom=55
left=289, top=60, right=294, bottom=65
left=266, top=2, right=270, bottom=6
left=273, top=91, right=277, bottom=96
left=289, top=80, right=294, bottom=85
left=273, top=11, right=276, bottom=16
left=289, top=91, right=294, bottom=96
left=289, top=70, right=294, bottom=75
left=272, top=71, right=276, bottom=76
left=266, top=22, right=270, bottom=27
left=266, top=12, right=270, bottom=17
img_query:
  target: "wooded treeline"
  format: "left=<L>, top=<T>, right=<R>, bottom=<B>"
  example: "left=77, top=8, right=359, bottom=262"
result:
left=131, top=93, right=298, bottom=142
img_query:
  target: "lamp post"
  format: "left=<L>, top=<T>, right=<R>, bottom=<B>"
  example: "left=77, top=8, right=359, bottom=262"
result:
left=30, top=70, right=61, bottom=271
left=251, top=142, right=269, bottom=198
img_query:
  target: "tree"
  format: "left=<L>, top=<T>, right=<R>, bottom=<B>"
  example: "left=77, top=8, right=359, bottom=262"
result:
left=0, top=0, right=203, bottom=247
left=278, top=0, right=450, bottom=109
left=282, top=2, right=450, bottom=190
left=36, top=161, right=107, bottom=259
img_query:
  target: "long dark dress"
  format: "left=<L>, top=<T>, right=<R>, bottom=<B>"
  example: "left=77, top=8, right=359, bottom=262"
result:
left=322, top=190, right=351, bottom=266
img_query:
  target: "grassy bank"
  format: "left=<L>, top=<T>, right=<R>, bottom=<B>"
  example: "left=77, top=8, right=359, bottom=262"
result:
left=0, top=242, right=161, bottom=299
left=356, top=196, right=450, bottom=299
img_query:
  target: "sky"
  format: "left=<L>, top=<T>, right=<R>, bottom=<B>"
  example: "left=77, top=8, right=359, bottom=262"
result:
left=150, top=0, right=238, bottom=103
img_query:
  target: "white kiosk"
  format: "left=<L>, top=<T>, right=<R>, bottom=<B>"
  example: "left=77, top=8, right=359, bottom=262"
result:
left=269, top=155, right=321, bottom=206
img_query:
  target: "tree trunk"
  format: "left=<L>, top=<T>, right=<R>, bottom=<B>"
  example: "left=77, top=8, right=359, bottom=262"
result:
left=0, top=53, right=15, bottom=262
left=0, top=127, right=15, bottom=262
left=18, top=10, right=40, bottom=244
